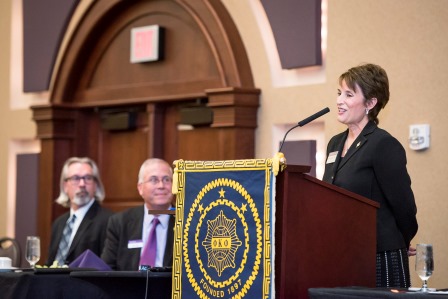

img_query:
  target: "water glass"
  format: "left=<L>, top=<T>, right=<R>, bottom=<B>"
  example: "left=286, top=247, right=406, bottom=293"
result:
left=25, top=236, right=41, bottom=268
left=415, top=243, right=434, bottom=292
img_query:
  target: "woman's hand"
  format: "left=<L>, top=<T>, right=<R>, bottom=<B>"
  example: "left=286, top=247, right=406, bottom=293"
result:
left=408, top=246, right=416, bottom=256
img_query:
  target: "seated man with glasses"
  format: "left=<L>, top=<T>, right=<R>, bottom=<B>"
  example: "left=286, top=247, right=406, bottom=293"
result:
left=101, top=158, right=175, bottom=270
left=46, top=157, right=113, bottom=266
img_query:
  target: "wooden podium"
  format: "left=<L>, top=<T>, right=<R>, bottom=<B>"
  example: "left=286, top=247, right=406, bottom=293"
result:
left=275, top=165, right=379, bottom=298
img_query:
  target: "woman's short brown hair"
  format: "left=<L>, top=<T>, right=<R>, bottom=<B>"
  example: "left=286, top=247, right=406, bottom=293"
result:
left=339, top=63, right=390, bottom=124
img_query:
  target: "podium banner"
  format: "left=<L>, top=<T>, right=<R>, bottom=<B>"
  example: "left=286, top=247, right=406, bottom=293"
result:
left=172, top=159, right=275, bottom=299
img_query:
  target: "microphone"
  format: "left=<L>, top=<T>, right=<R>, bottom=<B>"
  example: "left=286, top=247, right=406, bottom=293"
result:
left=278, top=107, right=330, bottom=152
left=297, top=107, right=330, bottom=127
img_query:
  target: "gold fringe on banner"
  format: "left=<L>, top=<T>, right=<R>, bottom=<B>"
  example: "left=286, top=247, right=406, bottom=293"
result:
left=172, top=159, right=182, bottom=194
left=272, top=152, right=287, bottom=176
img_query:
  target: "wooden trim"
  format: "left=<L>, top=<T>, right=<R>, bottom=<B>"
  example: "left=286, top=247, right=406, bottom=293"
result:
left=31, top=0, right=260, bottom=263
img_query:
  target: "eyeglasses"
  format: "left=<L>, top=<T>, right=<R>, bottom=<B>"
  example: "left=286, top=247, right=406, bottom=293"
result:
left=145, top=176, right=172, bottom=185
left=65, top=175, right=95, bottom=185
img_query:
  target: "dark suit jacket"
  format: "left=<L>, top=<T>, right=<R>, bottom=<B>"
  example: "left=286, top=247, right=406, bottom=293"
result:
left=46, top=200, right=113, bottom=265
left=101, top=206, right=174, bottom=271
left=323, top=121, right=418, bottom=252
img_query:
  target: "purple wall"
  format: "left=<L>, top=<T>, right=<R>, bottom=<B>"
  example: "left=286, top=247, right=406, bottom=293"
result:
left=23, top=0, right=79, bottom=92
left=261, top=0, right=322, bottom=69
left=15, top=153, right=39, bottom=268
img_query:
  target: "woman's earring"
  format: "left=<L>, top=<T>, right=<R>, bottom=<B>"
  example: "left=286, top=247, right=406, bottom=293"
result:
left=365, top=108, right=369, bottom=115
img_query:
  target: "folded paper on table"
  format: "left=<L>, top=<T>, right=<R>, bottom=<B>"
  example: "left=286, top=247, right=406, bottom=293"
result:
left=69, top=249, right=112, bottom=271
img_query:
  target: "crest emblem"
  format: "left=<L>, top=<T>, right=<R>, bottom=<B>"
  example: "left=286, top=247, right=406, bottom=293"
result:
left=202, top=210, right=242, bottom=276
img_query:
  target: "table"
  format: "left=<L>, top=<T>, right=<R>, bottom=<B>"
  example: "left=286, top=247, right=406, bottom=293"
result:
left=71, top=270, right=171, bottom=299
left=0, top=269, right=172, bottom=299
left=0, top=270, right=106, bottom=299
left=308, top=287, right=448, bottom=299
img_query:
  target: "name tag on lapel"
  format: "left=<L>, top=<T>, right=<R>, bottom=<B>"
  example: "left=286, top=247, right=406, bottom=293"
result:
left=326, top=151, right=338, bottom=164
left=127, top=239, right=143, bottom=249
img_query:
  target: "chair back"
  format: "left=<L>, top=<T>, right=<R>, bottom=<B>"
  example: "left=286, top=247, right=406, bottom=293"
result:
left=0, top=237, right=21, bottom=267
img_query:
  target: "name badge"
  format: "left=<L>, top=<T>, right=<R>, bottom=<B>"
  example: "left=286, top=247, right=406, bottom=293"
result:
left=127, top=239, right=143, bottom=249
left=326, top=151, right=338, bottom=164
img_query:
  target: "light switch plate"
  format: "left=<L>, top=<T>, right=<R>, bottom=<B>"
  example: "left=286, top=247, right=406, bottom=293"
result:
left=409, top=124, right=430, bottom=150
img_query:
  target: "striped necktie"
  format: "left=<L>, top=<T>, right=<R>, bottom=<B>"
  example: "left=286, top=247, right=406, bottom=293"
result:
left=55, top=214, right=76, bottom=265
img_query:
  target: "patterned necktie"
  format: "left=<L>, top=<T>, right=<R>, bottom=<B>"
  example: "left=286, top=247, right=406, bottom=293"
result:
left=55, top=214, right=76, bottom=265
left=140, top=216, right=160, bottom=267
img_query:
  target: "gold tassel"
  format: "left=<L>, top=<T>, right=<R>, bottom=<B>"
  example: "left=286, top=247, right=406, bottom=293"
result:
left=172, top=160, right=180, bottom=194
left=272, top=152, right=286, bottom=176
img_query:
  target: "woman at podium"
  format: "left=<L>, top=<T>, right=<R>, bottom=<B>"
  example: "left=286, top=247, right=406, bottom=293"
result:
left=323, top=63, right=418, bottom=288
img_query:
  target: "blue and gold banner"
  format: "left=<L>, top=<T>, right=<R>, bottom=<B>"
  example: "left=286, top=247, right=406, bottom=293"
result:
left=172, top=159, right=277, bottom=299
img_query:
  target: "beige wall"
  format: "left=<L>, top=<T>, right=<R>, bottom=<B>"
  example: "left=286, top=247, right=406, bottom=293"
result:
left=1, top=0, right=447, bottom=288
left=0, top=0, right=11, bottom=238
left=0, top=1, right=37, bottom=236
left=226, top=0, right=448, bottom=288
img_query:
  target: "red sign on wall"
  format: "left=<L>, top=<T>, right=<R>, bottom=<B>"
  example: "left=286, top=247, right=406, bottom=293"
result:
left=130, top=25, right=162, bottom=63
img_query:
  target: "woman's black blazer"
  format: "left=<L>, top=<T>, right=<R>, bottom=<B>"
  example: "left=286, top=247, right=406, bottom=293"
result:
left=323, top=121, right=418, bottom=252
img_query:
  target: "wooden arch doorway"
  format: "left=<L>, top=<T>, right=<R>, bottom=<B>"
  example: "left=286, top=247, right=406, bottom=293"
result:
left=31, top=0, right=260, bottom=260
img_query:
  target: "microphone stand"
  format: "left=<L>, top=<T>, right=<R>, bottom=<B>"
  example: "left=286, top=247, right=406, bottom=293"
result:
left=278, top=123, right=301, bottom=152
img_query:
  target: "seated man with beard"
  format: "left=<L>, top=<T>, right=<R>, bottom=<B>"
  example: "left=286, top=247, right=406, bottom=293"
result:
left=46, top=157, right=113, bottom=266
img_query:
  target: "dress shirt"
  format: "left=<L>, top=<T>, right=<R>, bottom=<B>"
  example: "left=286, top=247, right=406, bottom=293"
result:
left=67, top=198, right=95, bottom=248
left=142, top=205, right=169, bottom=267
